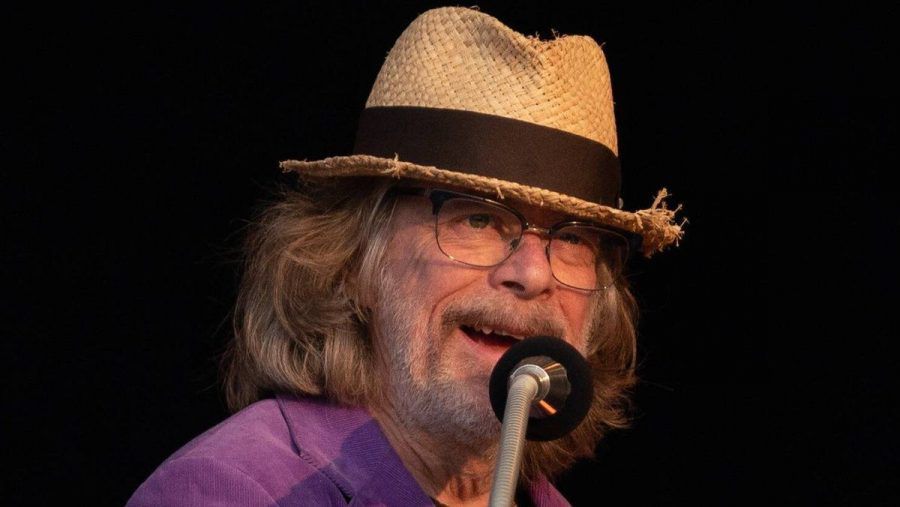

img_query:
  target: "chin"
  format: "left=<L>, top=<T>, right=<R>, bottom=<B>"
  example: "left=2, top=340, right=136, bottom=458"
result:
left=426, top=380, right=502, bottom=444
left=393, top=372, right=498, bottom=444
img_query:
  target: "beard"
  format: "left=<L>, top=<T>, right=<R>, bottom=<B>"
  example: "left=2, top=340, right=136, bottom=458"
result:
left=370, top=259, right=600, bottom=458
left=372, top=265, right=501, bottom=450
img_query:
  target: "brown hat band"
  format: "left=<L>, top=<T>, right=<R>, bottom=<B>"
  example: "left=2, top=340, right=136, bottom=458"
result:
left=352, top=106, right=621, bottom=207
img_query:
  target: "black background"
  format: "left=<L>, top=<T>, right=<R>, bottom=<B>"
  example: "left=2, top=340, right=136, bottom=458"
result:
left=6, top=2, right=893, bottom=506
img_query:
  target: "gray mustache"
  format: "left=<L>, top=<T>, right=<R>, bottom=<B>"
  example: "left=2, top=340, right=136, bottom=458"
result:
left=441, top=302, right=566, bottom=339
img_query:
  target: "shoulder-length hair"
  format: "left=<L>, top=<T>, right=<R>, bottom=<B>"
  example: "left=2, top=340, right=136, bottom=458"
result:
left=220, top=177, right=398, bottom=410
left=219, top=176, right=641, bottom=480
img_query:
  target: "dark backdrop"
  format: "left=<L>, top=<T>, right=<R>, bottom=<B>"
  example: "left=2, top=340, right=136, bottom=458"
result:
left=6, top=1, right=811, bottom=505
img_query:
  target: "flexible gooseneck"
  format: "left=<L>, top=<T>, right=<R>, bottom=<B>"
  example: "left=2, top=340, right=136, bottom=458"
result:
left=488, top=368, right=545, bottom=507
left=487, top=336, right=594, bottom=507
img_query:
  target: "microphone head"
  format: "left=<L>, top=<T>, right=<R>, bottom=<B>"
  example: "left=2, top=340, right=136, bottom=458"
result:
left=489, top=336, right=594, bottom=441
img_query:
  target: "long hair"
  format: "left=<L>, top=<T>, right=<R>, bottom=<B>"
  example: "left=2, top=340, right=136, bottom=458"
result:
left=219, top=176, right=640, bottom=482
left=220, top=177, right=398, bottom=410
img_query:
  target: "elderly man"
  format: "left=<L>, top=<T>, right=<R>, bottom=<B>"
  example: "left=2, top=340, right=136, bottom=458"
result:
left=128, top=6, right=683, bottom=506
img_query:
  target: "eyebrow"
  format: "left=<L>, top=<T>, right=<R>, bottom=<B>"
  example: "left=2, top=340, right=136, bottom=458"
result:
left=396, top=186, right=599, bottom=227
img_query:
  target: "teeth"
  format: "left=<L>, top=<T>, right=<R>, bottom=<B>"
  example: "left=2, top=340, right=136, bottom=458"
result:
left=480, top=327, right=525, bottom=340
left=464, top=325, right=526, bottom=340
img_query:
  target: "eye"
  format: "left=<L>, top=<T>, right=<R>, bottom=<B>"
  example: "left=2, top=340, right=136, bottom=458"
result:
left=558, top=232, right=583, bottom=245
left=467, top=213, right=492, bottom=229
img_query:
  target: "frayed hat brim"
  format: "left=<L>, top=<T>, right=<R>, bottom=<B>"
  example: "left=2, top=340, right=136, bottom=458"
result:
left=279, top=155, right=685, bottom=257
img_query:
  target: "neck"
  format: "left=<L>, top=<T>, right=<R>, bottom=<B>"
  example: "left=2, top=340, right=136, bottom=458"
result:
left=370, top=400, right=498, bottom=506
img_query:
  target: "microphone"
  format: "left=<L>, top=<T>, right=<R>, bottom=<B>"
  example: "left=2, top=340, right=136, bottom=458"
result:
left=487, top=336, right=593, bottom=507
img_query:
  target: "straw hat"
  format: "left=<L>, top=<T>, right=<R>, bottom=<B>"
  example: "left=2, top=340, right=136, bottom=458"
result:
left=279, top=6, right=685, bottom=256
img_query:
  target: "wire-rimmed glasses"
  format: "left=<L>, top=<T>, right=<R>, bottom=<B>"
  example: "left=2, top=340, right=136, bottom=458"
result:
left=394, top=187, right=638, bottom=291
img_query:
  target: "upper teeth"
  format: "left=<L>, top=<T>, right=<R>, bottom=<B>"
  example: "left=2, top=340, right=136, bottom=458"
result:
left=477, top=327, right=524, bottom=340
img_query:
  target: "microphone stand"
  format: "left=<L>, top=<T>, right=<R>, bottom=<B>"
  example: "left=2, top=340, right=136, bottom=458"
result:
left=488, top=365, right=550, bottom=507
left=487, top=336, right=592, bottom=507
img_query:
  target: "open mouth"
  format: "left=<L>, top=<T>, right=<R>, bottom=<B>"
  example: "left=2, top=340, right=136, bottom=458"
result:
left=460, top=325, right=522, bottom=349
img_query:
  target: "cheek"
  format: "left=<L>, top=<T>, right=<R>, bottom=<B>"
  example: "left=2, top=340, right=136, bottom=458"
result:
left=559, top=293, right=596, bottom=352
left=386, top=223, right=476, bottom=299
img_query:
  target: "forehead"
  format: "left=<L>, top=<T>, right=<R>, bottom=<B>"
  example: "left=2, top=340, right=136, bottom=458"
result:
left=394, top=182, right=577, bottom=226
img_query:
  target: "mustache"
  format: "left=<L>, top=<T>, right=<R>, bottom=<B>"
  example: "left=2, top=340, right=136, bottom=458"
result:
left=440, top=298, right=567, bottom=339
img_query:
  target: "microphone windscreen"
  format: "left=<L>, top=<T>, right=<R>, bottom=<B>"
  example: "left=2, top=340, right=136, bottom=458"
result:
left=489, top=336, right=593, bottom=441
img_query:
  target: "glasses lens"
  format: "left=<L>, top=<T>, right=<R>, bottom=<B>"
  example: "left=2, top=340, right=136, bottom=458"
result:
left=436, top=198, right=521, bottom=266
left=549, top=225, right=628, bottom=290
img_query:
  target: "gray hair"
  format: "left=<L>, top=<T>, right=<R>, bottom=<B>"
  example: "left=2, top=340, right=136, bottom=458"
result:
left=219, top=177, right=640, bottom=481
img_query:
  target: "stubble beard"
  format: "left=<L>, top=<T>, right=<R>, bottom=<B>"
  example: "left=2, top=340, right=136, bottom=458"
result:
left=373, top=267, right=502, bottom=454
left=368, top=251, right=621, bottom=482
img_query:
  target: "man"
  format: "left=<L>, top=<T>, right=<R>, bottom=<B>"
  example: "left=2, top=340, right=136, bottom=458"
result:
left=128, top=6, right=684, bottom=506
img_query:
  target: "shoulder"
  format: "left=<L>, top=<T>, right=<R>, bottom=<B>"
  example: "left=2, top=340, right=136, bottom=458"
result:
left=126, top=396, right=348, bottom=506
left=526, top=475, right=572, bottom=507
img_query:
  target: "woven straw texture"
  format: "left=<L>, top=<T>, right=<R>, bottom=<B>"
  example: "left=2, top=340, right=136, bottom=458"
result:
left=280, top=6, right=685, bottom=257
left=365, top=5, right=618, bottom=154
left=280, top=155, right=683, bottom=256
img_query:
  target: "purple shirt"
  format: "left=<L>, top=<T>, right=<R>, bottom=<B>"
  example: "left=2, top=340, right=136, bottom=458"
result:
left=127, top=393, right=570, bottom=506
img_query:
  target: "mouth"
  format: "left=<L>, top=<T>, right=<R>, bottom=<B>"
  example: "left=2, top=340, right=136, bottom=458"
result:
left=459, top=324, right=525, bottom=359
left=444, top=306, right=567, bottom=365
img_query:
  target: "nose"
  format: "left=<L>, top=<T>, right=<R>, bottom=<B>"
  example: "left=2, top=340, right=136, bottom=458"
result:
left=487, top=231, right=555, bottom=299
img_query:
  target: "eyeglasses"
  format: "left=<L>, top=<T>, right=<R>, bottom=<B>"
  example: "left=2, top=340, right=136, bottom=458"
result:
left=393, top=187, right=639, bottom=291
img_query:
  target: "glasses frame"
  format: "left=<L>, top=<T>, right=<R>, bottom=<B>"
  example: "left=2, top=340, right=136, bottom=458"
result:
left=392, top=186, right=642, bottom=291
